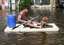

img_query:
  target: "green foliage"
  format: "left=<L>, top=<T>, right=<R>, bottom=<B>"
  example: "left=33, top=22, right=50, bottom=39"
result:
left=19, top=0, right=31, bottom=11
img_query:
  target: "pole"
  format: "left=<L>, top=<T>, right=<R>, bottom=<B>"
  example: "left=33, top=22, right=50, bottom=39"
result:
left=10, top=0, right=12, bottom=14
left=33, top=0, right=36, bottom=7
left=15, top=0, right=18, bottom=15
left=2, top=0, right=6, bottom=20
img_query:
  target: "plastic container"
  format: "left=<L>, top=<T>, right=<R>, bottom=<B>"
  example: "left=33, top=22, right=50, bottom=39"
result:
left=7, top=14, right=16, bottom=28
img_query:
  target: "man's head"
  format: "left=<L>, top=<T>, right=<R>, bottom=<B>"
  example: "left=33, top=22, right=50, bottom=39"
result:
left=42, top=16, right=48, bottom=21
left=23, top=8, right=28, bottom=13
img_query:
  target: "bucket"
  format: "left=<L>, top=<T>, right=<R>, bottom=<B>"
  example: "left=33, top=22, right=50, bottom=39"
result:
left=7, top=14, right=16, bottom=28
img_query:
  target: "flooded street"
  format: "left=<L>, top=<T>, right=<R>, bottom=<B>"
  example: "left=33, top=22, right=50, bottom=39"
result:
left=0, top=8, right=64, bottom=45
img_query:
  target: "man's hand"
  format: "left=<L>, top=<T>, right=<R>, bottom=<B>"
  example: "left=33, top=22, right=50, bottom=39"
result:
left=31, top=18, right=35, bottom=20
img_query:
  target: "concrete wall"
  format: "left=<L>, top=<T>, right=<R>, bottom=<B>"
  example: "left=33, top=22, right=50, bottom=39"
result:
left=31, top=0, right=56, bottom=8
left=10, top=0, right=19, bottom=10
left=11, top=0, right=15, bottom=10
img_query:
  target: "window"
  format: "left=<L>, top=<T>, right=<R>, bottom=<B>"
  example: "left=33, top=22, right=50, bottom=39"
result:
left=42, top=0, right=50, bottom=5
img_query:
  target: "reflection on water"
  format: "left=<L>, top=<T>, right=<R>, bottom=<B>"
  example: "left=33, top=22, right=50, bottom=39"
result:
left=0, top=8, right=64, bottom=45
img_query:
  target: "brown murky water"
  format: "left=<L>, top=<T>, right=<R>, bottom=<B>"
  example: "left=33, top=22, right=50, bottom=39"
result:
left=0, top=8, right=64, bottom=45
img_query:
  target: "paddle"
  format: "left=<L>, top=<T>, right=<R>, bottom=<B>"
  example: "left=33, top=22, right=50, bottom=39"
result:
left=12, top=15, right=41, bottom=30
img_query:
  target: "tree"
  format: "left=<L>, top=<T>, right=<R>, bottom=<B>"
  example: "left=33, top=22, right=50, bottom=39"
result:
left=19, top=0, right=31, bottom=11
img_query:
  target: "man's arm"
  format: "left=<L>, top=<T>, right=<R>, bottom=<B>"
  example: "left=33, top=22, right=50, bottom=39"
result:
left=27, top=15, right=34, bottom=19
left=17, top=14, right=27, bottom=23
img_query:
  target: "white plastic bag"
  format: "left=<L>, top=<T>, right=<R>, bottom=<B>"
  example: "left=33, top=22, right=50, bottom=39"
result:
left=5, top=1, right=8, bottom=7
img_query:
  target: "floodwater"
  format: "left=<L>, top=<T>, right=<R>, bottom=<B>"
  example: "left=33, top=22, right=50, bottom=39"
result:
left=0, top=8, right=64, bottom=45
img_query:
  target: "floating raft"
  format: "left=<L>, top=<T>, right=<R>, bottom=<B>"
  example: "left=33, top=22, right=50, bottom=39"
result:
left=4, top=23, right=59, bottom=34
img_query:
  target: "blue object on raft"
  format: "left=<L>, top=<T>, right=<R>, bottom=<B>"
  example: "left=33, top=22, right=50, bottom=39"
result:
left=7, top=14, right=16, bottom=28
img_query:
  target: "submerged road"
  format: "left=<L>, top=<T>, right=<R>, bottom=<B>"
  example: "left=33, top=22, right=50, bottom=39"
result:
left=0, top=8, right=64, bottom=45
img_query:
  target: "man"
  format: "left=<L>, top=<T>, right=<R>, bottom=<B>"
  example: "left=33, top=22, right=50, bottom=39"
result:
left=17, top=8, right=41, bottom=28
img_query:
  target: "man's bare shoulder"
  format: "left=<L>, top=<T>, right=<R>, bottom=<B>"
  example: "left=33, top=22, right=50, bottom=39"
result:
left=19, top=11, right=23, bottom=15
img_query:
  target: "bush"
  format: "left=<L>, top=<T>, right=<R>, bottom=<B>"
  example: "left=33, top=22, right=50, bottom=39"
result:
left=19, top=0, right=31, bottom=11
